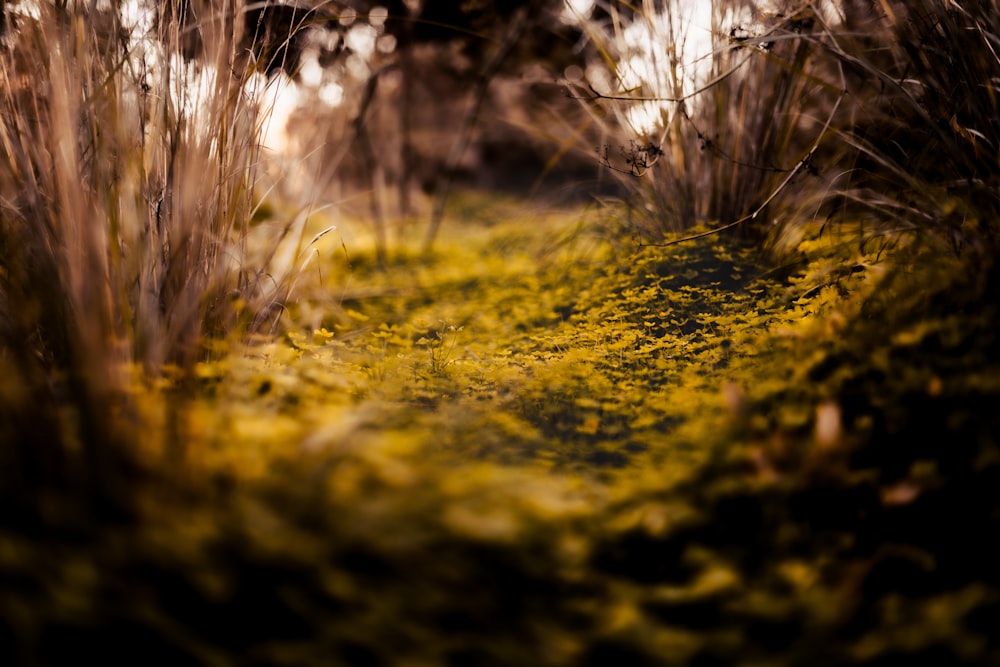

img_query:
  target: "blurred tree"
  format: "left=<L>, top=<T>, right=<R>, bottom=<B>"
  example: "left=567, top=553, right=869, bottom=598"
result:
left=376, top=0, right=599, bottom=244
left=243, top=1, right=333, bottom=75
left=238, top=1, right=606, bottom=253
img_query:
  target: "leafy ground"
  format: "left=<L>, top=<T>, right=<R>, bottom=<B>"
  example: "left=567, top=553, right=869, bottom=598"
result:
left=3, top=195, right=1000, bottom=666
left=208, top=196, right=773, bottom=489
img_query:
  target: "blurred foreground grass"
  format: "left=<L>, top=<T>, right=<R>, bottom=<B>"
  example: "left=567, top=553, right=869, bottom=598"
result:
left=3, top=195, right=1000, bottom=666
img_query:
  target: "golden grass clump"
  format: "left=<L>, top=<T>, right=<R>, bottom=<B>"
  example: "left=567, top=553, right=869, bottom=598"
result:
left=0, top=1, right=299, bottom=502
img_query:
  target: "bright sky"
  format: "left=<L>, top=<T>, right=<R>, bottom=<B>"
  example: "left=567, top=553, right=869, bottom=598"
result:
left=560, top=0, right=829, bottom=134
left=618, top=2, right=717, bottom=133
left=559, top=0, right=723, bottom=133
left=8, top=0, right=789, bottom=150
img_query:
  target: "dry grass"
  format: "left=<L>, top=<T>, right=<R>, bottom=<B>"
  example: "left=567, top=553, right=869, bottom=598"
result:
left=568, top=1, right=839, bottom=238
left=0, top=1, right=310, bottom=505
left=817, top=1, right=1000, bottom=255
left=568, top=0, right=1000, bottom=257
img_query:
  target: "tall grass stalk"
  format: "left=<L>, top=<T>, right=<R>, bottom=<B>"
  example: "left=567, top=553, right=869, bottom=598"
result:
left=569, top=1, right=1000, bottom=257
left=0, top=1, right=303, bottom=512
left=815, top=0, right=1000, bottom=257
left=571, top=1, right=838, bottom=238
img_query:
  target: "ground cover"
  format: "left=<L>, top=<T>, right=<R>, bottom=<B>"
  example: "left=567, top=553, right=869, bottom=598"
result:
left=192, top=195, right=786, bottom=490
left=3, top=195, right=1000, bottom=666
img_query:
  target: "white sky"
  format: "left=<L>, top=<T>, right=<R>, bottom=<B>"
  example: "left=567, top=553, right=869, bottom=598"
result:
left=7, top=0, right=791, bottom=150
